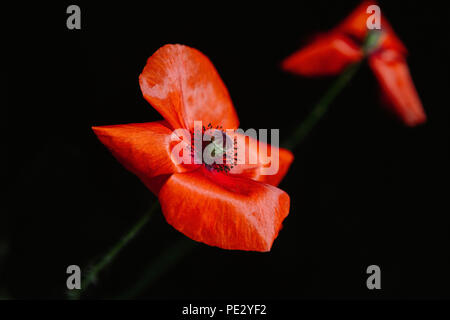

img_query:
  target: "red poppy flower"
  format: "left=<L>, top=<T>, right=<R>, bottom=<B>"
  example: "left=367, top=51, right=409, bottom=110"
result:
left=282, top=0, right=426, bottom=126
left=92, top=44, right=293, bottom=252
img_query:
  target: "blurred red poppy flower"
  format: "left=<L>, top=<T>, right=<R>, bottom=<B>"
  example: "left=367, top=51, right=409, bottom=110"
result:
left=93, top=44, right=293, bottom=252
left=282, top=0, right=426, bottom=126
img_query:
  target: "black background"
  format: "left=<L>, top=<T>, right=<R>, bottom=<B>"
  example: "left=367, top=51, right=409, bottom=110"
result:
left=5, top=0, right=449, bottom=299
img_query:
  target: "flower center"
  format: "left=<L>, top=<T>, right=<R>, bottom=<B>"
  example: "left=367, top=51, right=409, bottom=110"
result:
left=362, top=29, right=383, bottom=55
left=190, top=123, right=237, bottom=173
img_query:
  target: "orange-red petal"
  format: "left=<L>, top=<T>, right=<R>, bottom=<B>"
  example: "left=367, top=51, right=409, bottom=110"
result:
left=139, top=44, right=239, bottom=131
left=336, top=0, right=407, bottom=54
left=256, top=147, right=294, bottom=186
left=378, top=30, right=407, bottom=54
left=369, top=50, right=426, bottom=126
left=282, top=33, right=363, bottom=76
left=336, top=1, right=379, bottom=40
left=92, top=121, right=190, bottom=194
left=158, top=168, right=290, bottom=252
left=229, top=132, right=294, bottom=186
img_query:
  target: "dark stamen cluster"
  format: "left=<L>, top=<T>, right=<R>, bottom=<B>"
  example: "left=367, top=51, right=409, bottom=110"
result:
left=190, top=123, right=238, bottom=173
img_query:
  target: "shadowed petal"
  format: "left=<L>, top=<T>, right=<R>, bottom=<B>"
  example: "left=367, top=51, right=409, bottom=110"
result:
left=369, top=50, right=426, bottom=126
left=158, top=168, right=290, bottom=252
left=282, top=33, right=363, bottom=76
left=92, top=121, right=191, bottom=194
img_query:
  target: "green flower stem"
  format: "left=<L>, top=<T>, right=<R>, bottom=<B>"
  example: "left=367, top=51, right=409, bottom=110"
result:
left=281, top=30, right=380, bottom=151
left=117, top=238, right=198, bottom=299
left=281, top=61, right=362, bottom=150
left=67, top=201, right=159, bottom=300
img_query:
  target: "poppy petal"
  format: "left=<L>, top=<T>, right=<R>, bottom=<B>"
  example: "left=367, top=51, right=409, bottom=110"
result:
left=378, top=30, right=407, bottom=54
left=92, top=121, right=190, bottom=194
left=336, top=1, right=379, bottom=39
left=369, top=50, right=426, bottom=126
left=256, top=147, right=294, bottom=186
left=229, top=132, right=294, bottom=186
left=282, top=33, right=363, bottom=76
left=158, top=168, right=290, bottom=252
left=139, top=44, right=239, bottom=131
left=336, top=0, right=407, bottom=54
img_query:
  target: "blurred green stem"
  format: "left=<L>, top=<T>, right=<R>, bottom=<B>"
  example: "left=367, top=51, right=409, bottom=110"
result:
left=281, top=61, right=362, bottom=150
left=67, top=201, right=159, bottom=300
left=117, top=238, right=197, bottom=299
left=282, top=30, right=380, bottom=150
